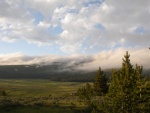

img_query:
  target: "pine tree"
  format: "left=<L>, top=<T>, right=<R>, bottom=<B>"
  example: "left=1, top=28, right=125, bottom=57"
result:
left=77, top=83, right=94, bottom=104
left=109, top=51, right=149, bottom=113
left=93, top=67, right=108, bottom=96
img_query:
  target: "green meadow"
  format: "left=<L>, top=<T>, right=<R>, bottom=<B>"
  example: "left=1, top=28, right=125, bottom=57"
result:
left=0, top=79, right=87, bottom=96
left=0, top=79, right=87, bottom=113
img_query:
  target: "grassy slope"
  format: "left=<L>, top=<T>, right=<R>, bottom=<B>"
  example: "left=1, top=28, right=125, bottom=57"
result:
left=0, top=79, right=87, bottom=97
left=0, top=79, right=87, bottom=113
left=0, top=106, right=77, bottom=113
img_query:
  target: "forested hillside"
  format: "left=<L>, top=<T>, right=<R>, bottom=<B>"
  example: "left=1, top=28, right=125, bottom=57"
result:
left=0, top=63, right=149, bottom=82
left=0, top=64, right=97, bottom=82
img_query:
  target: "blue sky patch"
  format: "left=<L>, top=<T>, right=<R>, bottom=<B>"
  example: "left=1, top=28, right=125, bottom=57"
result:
left=48, top=25, right=63, bottom=35
left=83, top=0, right=104, bottom=7
left=133, top=27, right=146, bottom=34
left=68, top=8, right=79, bottom=14
left=28, top=8, right=44, bottom=25
left=95, top=23, right=105, bottom=30
left=0, top=40, right=63, bottom=55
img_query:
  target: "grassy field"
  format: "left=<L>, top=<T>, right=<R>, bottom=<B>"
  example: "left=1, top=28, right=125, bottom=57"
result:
left=0, top=79, right=87, bottom=113
left=0, top=79, right=87, bottom=97
left=0, top=106, right=78, bottom=113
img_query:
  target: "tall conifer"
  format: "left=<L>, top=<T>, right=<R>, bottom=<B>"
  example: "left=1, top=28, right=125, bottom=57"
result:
left=109, top=51, right=149, bottom=113
left=93, top=67, right=108, bottom=96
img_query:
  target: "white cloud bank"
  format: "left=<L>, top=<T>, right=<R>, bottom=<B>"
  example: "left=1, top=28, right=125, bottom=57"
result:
left=0, top=48, right=150, bottom=71
left=0, top=0, right=150, bottom=53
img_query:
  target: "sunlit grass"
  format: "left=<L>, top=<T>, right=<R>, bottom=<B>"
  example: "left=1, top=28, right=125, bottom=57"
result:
left=0, top=79, right=86, bottom=97
left=0, top=79, right=87, bottom=112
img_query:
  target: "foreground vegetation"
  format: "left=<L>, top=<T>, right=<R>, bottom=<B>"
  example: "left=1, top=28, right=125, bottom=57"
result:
left=77, top=51, right=150, bottom=113
left=0, top=80, right=87, bottom=113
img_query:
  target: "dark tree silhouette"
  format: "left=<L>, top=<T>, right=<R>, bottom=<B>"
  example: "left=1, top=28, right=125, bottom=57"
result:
left=108, top=51, right=149, bottom=113
left=93, top=67, right=108, bottom=96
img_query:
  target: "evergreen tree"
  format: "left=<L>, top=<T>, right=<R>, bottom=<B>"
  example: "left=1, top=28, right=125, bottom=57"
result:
left=109, top=51, right=149, bottom=113
left=93, top=67, right=108, bottom=96
left=77, top=83, right=94, bottom=104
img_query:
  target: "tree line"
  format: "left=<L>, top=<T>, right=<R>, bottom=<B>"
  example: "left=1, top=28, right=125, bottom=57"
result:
left=77, top=51, right=150, bottom=113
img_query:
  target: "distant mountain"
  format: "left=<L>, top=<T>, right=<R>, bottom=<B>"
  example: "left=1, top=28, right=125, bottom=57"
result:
left=0, top=64, right=149, bottom=82
left=0, top=64, right=97, bottom=82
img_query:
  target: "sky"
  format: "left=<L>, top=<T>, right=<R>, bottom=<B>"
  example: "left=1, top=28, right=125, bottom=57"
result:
left=0, top=0, right=150, bottom=70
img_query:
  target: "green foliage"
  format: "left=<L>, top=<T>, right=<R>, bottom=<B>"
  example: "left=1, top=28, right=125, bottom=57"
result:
left=0, top=106, right=77, bottom=113
left=77, top=83, right=94, bottom=104
left=109, top=51, right=149, bottom=113
left=77, top=68, right=109, bottom=113
left=89, top=95, right=110, bottom=113
left=0, top=97, right=23, bottom=111
left=1, top=91, right=7, bottom=97
left=93, top=67, right=108, bottom=96
left=77, top=68, right=110, bottom=113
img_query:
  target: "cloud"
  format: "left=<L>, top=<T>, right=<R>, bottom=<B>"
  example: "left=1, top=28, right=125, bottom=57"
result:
left=0, top=0, right=150, bottom=54
left=0, top=48, right=150, bottom=71
left=77, top=48, right=150, bottom=71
